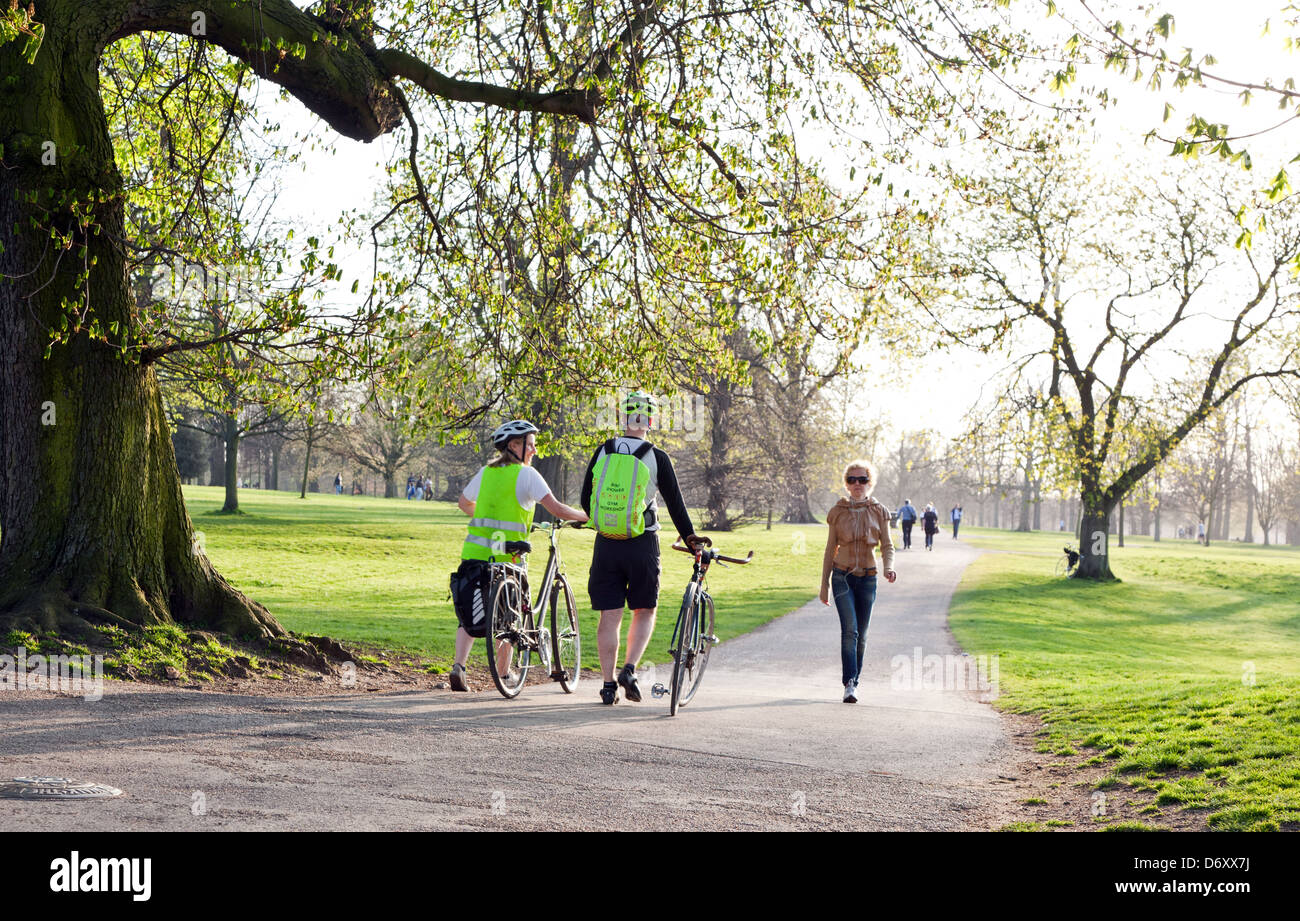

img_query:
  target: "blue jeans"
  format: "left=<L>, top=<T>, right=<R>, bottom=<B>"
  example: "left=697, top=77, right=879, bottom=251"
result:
left=831, top=569, right=877, bottom=686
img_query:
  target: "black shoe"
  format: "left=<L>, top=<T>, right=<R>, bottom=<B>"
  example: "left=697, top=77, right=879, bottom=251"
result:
left=618, top=664, right=642, bottom=702
left=449, top=663, right=469, bottom=692
left=599, top=682, right=618, bottom=705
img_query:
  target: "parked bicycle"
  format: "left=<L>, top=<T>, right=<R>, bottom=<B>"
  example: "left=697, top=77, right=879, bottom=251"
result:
left=650, top=537, right=753, bottom=716
left=485, top=520, right=584, bottom=699
left=1055, top=544, right=1080, bottom=577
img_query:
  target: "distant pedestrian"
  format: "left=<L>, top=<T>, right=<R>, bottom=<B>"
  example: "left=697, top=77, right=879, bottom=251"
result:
left=406, top=474, right=416, bottom=500
left=950, top=505, right=963, bottom=539
left=897, top=499, right=917, bottom=549
left=1197, top=521, right=1206, bottom=545
left=334, top=473, right=343, bottom=494
left=922, top=503, right=939, bottom=550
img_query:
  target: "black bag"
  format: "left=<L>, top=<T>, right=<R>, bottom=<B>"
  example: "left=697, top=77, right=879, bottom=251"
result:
left=450, top=559, right=490, bottom=638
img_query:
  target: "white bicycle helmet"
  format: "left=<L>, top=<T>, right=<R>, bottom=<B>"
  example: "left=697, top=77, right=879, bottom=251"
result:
left=623, top=391, right=657, bottom=427
left=491, top=419, right=539, bottom=450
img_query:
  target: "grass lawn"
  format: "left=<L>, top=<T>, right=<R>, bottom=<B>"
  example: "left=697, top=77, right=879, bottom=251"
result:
left=951, top=526, right=1300, bottom=831
left=185, top=486, right=821, bottom=673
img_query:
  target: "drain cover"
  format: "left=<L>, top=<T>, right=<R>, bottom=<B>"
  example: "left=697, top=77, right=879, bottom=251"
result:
left=0, top=777, right=124, bottom=799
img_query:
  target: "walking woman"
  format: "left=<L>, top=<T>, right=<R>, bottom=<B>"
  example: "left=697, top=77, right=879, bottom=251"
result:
left=922, top=503, right=939, bottom=550
left=819, top=460, right=897, bottom=703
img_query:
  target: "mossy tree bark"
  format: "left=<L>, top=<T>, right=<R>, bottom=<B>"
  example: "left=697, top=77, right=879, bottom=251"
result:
left=0, top=4, right=280, bottom=638
left=0, top=0, right=654, bottom=636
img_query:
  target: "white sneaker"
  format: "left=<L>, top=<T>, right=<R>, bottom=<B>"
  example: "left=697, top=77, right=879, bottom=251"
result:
left=843, top=682, right=857, bottom=704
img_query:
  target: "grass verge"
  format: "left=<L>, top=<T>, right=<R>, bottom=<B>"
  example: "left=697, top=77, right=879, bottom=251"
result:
left=953, top=527, right=1300, bottom=831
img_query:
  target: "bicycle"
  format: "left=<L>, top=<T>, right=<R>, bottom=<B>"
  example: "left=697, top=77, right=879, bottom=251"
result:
left=650, top=537, right=753, bottom=716
left=1055, top=544, right=1080, bottom=577
left=484, top=520, right=584, bottom=699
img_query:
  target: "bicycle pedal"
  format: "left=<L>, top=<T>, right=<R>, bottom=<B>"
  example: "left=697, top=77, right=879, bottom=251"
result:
left=650, top=683, right=667, bottom=699
left=705, top=634, right=719, bottom=644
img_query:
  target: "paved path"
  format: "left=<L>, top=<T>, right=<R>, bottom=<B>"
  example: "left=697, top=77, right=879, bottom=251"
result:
left=0, top=538, right=1014, bottom=830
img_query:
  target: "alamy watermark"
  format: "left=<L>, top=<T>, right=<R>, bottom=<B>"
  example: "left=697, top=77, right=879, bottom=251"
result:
left=592, top=391, right=706, bottom=441
left=890, top=646, right=999, bottom=696
left=1, top=648, right=104, bottom=701
left=49, top=852, right=151, bottom=901
left=157, top=255, right=264, bottom=307
left=1091, top=791, right=1107, bottom=817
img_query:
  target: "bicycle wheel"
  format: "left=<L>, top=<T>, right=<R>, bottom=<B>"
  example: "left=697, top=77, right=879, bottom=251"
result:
left=1054, top=555, right=1068, bottom=577
left=486, top=575, right=530, bottom=698
left=550, top=574, right=581, bottom=693
left=669, top=584, right=697, bottom=717
left=678, top=591, right=715, bottom=708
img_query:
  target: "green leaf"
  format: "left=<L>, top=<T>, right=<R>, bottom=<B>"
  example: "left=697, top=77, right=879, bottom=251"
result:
left=21, top=21, right=43, bottom=64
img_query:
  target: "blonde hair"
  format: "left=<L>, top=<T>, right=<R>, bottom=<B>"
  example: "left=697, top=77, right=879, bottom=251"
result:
left=842, top=459, right=877, bottom=495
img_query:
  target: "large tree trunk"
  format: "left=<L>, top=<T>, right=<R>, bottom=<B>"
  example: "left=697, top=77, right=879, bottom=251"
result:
left=532, top=455, right=564, bottom=523
left=300, top=425, right=314, bottom=499
left=702, top=387, right=734, bottom=530
left=439, top=473, right=468, bottom=502
left=0, top=21, right=280, bottom=639
left=782, top=479, right=815, bottom=523
left=222, top=415, right=240, bottom=512
left=1076, top=506, right=1117, bottom=580
left=779, top=426, right=816, bottom=523
left=1244, top=429, right=1255, bottom=543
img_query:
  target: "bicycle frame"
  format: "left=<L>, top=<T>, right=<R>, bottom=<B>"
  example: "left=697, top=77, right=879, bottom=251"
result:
left=654, top=538, right=753, bottom=711
left=669, top=559, right=711, bottom=654
left=486, top=521, right=565, bottom=650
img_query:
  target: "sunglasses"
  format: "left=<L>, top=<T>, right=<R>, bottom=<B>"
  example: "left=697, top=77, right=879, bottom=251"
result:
left=845, top=476, right=870, bottom=485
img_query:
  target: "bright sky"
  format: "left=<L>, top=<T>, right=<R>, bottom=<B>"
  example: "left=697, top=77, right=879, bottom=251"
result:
left=246, top=1, right=1299, bottom=439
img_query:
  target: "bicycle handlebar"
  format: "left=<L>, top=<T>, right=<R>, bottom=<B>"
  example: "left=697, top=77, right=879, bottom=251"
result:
left=671, top=539, right=753, bottom=565
left=531, top=519, right=589, bottom=532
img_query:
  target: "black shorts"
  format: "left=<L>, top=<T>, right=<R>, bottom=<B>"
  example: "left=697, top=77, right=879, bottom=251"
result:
left=588, top=531, right=661, bottom=611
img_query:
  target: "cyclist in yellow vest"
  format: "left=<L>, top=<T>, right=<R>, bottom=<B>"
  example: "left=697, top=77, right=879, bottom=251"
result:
left=580, top=392, right=704, bottom=705
left=449, top=420, right=588, bottom=691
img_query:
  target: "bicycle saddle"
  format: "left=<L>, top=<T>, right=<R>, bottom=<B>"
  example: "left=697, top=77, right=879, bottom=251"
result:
left=503, top=540, right=532, bottom=555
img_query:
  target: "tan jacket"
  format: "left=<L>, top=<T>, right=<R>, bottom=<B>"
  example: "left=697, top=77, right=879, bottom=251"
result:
left=821, top=496, right=895, bottom=589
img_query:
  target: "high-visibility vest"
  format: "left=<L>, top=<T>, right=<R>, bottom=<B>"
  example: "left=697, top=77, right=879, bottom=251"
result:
left=462, top=465, right=533, bottom=562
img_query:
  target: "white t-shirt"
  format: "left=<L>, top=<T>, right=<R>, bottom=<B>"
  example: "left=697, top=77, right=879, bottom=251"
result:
left=463, top=465, right=552, bottom=510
